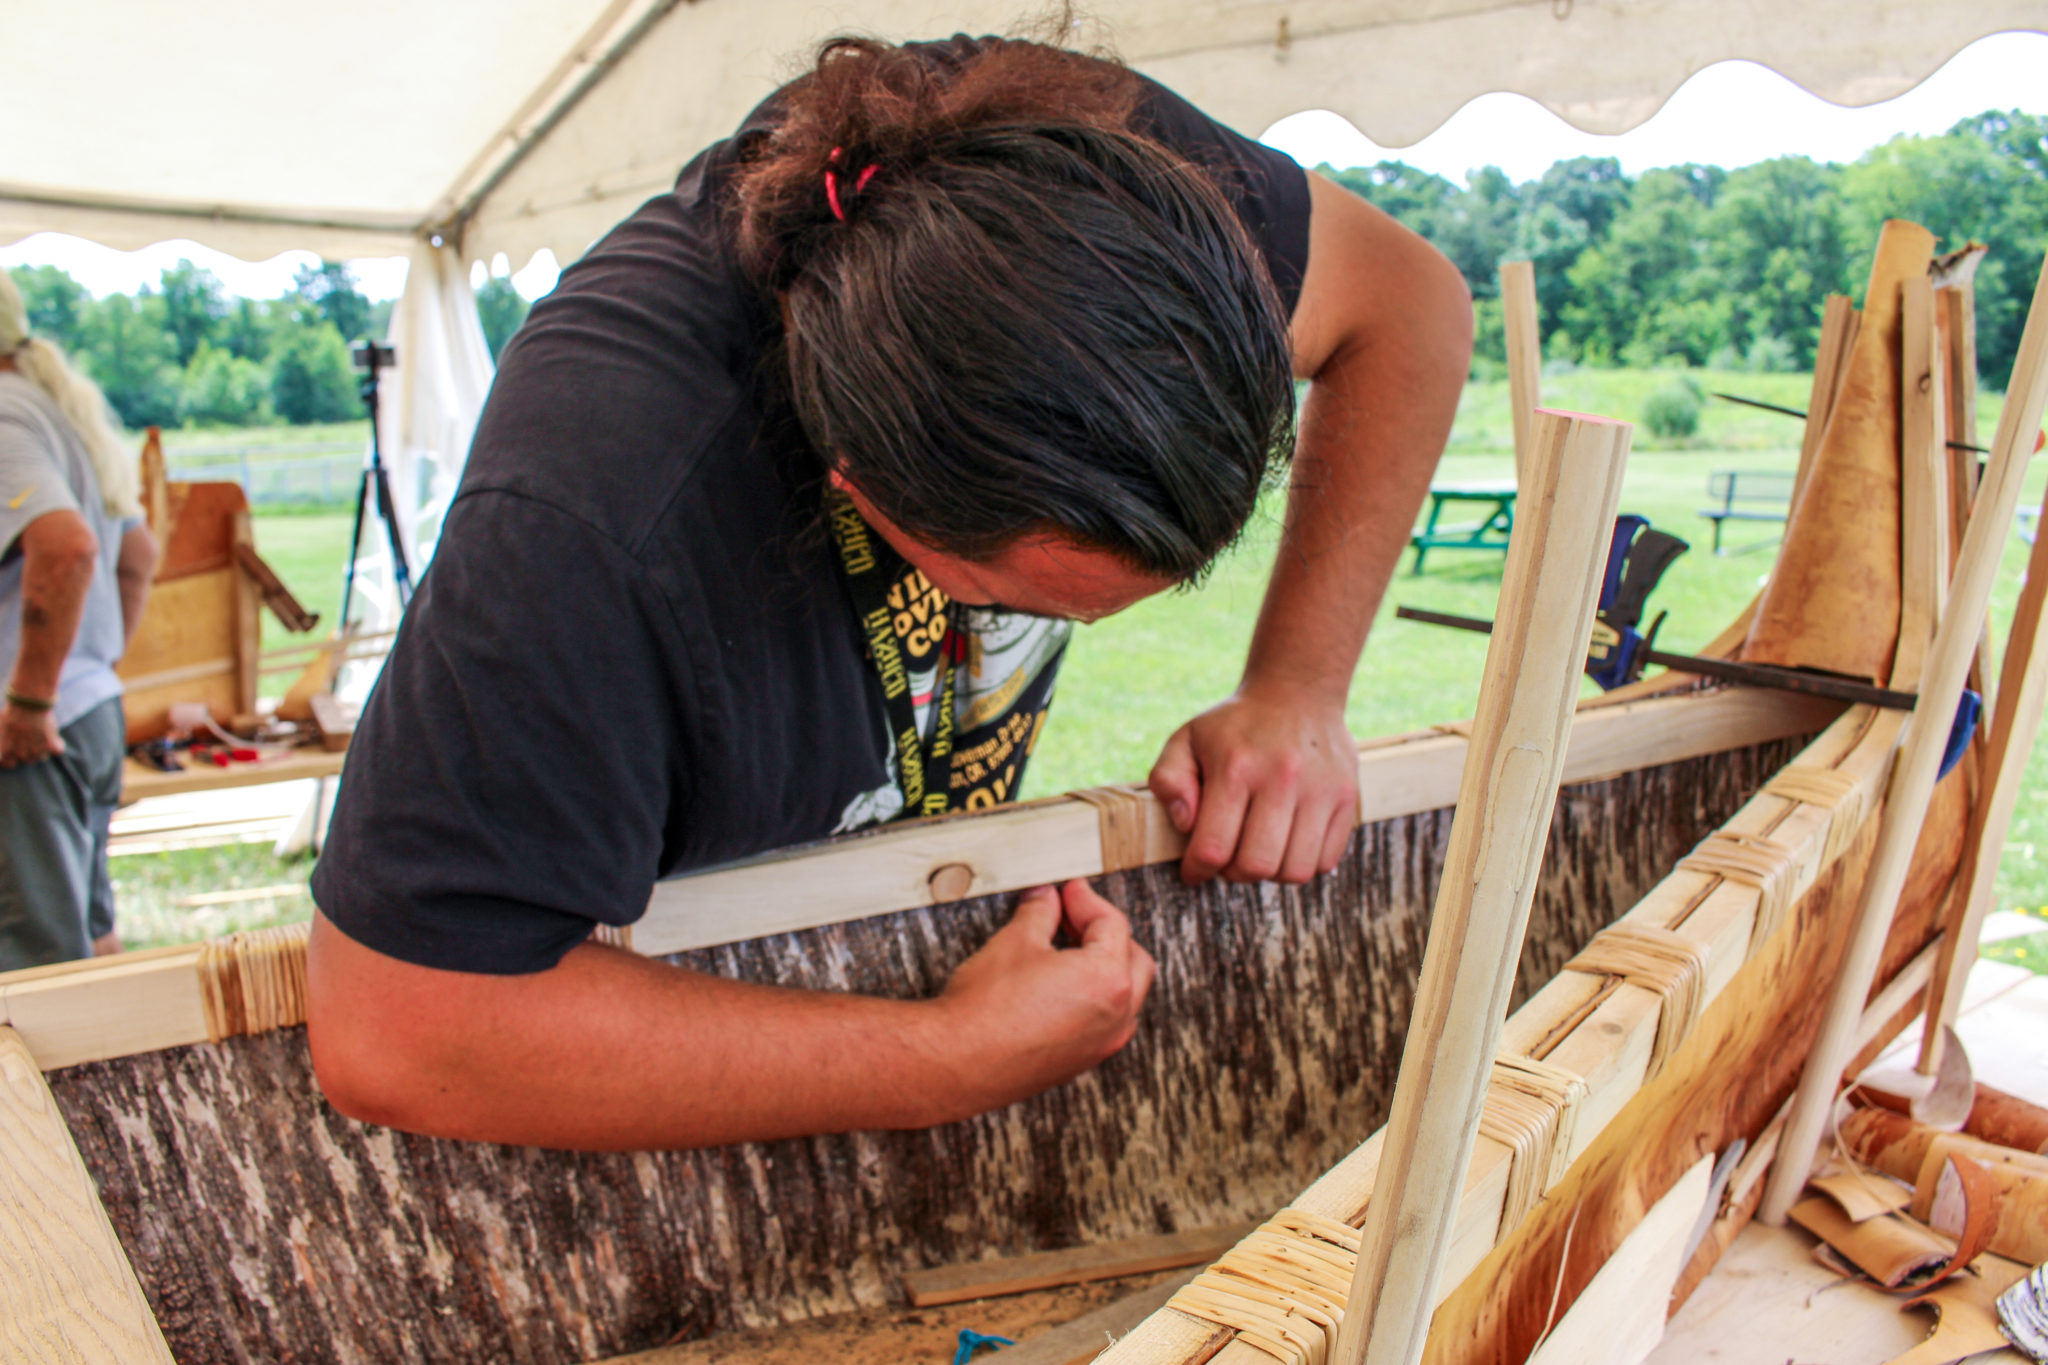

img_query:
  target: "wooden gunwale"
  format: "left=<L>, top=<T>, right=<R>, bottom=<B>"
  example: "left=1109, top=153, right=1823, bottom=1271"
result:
left=0, top=685, right=1839, bottom=1076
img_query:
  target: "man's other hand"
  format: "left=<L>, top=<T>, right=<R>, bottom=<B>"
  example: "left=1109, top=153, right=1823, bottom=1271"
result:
left=933, top=880, right=1156, bottom=1109
left=1148, top=683, right=1358, bottom=885
left=0, top=700, right=64, bottom=768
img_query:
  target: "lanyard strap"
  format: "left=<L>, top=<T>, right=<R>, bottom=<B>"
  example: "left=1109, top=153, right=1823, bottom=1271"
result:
left=827, top=489, right=959, bottom=819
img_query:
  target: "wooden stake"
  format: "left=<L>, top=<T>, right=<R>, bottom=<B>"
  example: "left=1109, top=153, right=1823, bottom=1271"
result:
left=0, top=1026, right=174, bottom=1362
left=230, top=509, right=260, bottom=717
left=1758, top=248, right=2048, bottom=1227
left=1916, top=474, right=2048, bottom=1078
left=1501, top=261, right=1542, bottom=488
left=1936, top=259, right=2000, bottom=723
left=1332, top=409, right=1631, bottom=1365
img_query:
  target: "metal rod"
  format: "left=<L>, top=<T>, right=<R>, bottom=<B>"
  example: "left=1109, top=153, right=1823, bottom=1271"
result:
left=1712, top=390, right=1988, bottom=454
left=1394, top=606, right=1919, bottom=710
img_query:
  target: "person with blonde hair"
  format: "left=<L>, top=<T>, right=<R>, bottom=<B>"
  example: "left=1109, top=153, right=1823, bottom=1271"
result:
left=0, top=269, right=158, bottom=968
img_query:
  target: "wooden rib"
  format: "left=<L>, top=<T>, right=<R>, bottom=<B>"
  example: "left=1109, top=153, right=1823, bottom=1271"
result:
left=1333, top=409, right=1632, bottom=1365
left=0, top=1027, right=175, bottom=1362
left=1916, top=474, right=2048, bottom=1076
left=1760, top=246, right=2048, bottom=1226
left=636, top=686, right=1837, bottom=957
left=1892, top=274, right=1947, bottom=689
left=1937, top=280, right=2001, bottom=723
left=1500, top=260, right=1541, bottom=487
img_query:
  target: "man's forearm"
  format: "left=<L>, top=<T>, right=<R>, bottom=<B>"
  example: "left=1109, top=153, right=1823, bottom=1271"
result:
left=309, top=916, right=960, bottom=1149
left=9, top=516, right=97, bottom=698
left=1246, top=272, right=1470, bottom=706
left=117, top=525, right=157, bottom=645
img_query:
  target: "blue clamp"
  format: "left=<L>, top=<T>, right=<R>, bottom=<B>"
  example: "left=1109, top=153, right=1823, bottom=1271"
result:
left=1937, top=688, right=1983, bottom=781
left=954, top=1328, right=1016, bottom=1363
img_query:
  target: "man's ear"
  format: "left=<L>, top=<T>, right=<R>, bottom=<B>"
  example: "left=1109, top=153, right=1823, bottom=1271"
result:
left=826, top=466, right=854, bottom=494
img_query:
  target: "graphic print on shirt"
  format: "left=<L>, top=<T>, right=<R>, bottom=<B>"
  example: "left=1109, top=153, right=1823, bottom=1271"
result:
left=829, top=500, right=1071, bottom=832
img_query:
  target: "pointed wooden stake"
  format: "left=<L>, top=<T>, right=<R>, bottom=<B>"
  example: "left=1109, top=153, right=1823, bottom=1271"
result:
left=1332, top=409, right=1632, bottom=1365
left=1501, top=260, right=1542, bottom=487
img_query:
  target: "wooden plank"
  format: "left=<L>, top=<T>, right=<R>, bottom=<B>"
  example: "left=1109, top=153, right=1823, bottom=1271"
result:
left=1500, top=260, right=1541, bottom=486
left=991, top=1272, right=1202, bottom=1365
left=1336, top=410, right=1633, bottom=1365
left=1000, top=1284, right=1193, bottom=1365
left=120, top=748, right=347, bottom=804
left=1524, top=1156, right=1713, bottom=1365
left=638, top=687, right=1838, bottom=956
left=0, top=951, right=209, bottom=1071
left=904, top=1223, right=1257, bottom=1306
left=116, top=565, right=240, bottom=742
left=1761, top=247, right=2048, bottom=1225
left=0, top=1026, right=174, bottom=1362
left=1917, top=475, right=2048, bottom=1076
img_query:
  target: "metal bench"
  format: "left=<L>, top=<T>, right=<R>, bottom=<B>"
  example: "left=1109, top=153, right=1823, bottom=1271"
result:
left=1409, top=482, right=1516, bottom=574
left=1699, top=469, right=1794, bottom=554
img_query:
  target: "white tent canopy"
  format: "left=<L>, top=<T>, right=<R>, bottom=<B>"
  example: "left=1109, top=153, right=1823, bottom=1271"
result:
left=8, top=1, right=2048, bottom=272
left=8, top=0, right=2047, bottom=633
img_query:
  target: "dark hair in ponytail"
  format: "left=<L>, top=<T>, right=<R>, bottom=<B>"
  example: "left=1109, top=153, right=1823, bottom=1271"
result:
left=733, top=37, right=1296, bottom=582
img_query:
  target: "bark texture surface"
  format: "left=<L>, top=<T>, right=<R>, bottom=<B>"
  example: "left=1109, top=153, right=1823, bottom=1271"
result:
left=52, top=741, right=1800, bottom=1364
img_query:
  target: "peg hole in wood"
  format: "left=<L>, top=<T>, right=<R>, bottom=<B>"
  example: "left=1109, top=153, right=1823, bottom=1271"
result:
left=928, top=863, right=976, bottom=903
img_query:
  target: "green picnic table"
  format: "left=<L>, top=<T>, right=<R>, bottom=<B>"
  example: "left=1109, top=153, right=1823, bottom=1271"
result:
left=1409, top=482, right=1517, bottom=574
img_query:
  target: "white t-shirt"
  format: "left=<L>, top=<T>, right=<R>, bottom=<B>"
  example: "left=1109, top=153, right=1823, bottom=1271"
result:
left=0, top=373, right=137, bottom=728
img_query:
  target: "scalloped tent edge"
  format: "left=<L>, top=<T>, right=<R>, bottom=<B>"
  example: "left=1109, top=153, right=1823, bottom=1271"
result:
left=4, top=0, right=2043, bottom=608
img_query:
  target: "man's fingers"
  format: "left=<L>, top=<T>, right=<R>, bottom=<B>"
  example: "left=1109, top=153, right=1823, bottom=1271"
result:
left=1276, top=799, right=1339, bottom=884
left=1005, top=885, right=1064, bottom=945
left=1147, top=727, right=1201, bottom=835
left=1223, top=787, right=1295, bottom=883
left=1180, top=771, right=1252, bottom=885
left=1318, top=803, right=1355, bottom=875
left=1130, top=940, right=1157, bottom=1003
left=1060, top=880, right=1132, bottom=955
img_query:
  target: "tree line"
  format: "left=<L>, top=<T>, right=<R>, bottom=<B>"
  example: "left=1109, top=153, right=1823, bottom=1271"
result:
left=1323, top=109, right=2047, bottom=390
left=10, top=109, right=2042, bottom=430
left=5, top=260, right=531, bottom=431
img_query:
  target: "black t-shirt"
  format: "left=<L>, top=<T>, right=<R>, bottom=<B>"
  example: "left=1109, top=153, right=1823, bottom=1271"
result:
left=312, top=41, right=1312, bottom=974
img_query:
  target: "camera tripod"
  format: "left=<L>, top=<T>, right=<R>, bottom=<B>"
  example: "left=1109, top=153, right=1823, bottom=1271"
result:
left=339, top=341, right=413, bottom=629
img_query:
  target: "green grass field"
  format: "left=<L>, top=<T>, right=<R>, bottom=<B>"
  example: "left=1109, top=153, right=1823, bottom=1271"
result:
left=111, top=372, right=2048, bottom=967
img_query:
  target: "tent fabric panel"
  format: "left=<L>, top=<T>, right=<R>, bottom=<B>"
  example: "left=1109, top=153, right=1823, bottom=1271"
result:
left=0, top=0, right=620, bottom=220
left=462, top=0, right=2048, bottom=270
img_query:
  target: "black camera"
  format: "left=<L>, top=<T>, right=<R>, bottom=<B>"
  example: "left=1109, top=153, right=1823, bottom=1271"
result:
left=351, top=341, right=396, bottom=373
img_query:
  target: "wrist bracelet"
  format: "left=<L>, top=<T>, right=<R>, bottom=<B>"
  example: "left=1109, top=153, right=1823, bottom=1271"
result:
left=4, top=689, right=54, bottom=712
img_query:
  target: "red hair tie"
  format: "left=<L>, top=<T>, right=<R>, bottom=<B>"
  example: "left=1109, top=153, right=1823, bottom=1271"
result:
left=825, top=147, right=878, bottom=222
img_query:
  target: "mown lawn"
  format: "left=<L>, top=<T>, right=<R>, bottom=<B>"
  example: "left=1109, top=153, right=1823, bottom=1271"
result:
left=113, top=371, right=2048, bottom=964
